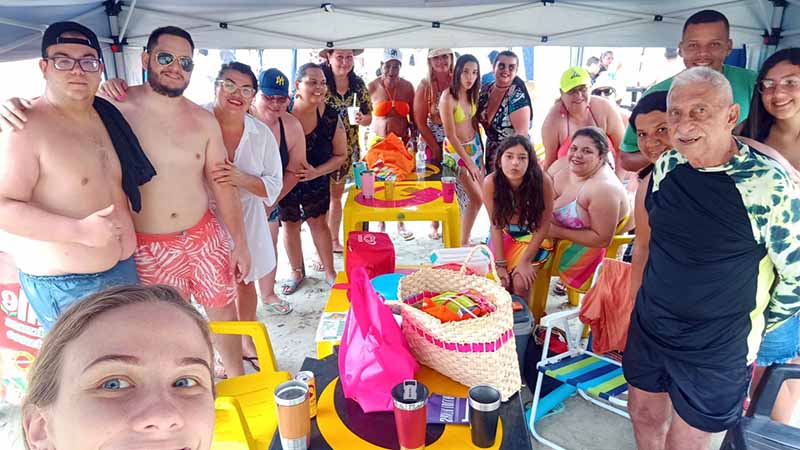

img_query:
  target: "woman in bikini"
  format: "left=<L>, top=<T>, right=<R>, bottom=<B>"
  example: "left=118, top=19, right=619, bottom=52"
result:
left=368, top=48, right=415, bottom=240
left=414, top=48, right=454, bottom=240
left=484, top=135, right=553, bottom=299
left=478, top=50, right=532, bottom=173
left=281, top=63, right=347, bottom=288
left=547, top=126, right=630, bottom=294
left=542, top=67, right=625, bottom=177
left=440, top=54, right=483, bottom=247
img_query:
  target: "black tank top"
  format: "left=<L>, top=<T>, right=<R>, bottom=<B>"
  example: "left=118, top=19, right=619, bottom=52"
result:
left=305, top=104, right=338, bottom=167
left=277, top=117, right=289, bottom=171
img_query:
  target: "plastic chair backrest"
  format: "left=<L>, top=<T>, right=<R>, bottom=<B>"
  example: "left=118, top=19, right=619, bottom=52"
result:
left=209, top=321, right=291, bottom=450
left=721, top=364, right=800, bottom=450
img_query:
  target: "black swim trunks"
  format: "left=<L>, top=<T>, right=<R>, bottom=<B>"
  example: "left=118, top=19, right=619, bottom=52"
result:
left=622, top=142, right=800, bottom=432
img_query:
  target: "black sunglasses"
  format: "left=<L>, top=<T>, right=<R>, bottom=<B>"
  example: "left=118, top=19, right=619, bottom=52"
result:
left=155, top=51, right=194, bottom=72
left=593, top=87, right=616, bottom=97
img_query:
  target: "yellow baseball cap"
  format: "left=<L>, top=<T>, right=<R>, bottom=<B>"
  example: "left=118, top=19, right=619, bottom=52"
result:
left=560, top=66, right=591, bottom=93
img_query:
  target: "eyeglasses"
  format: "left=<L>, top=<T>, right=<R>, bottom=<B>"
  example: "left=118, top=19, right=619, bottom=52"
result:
left=758, top=76, right=800, bottom=93
left=155, top=52, right=194, bottom=72
left=45, top=56, right=101, bottom=72
left=593, top=87, right=616, bottom=97
left=215, top=79, right=256, bottom=98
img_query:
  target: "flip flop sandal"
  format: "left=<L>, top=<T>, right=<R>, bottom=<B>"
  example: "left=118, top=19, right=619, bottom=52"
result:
left=428, top=231, right=442, bottom=240
left=399, top=230, right=415, bottom=241
left=242, top=356, right=260, bottom=372
left=552, top=281, right=567, bottom=296
left=325, top=277, right=336, bottom=288
left=263, top=298, right=293, bottom=315
left=311, top=260, right=326, bottom=272
left=280, top=268, right=305, bottom=295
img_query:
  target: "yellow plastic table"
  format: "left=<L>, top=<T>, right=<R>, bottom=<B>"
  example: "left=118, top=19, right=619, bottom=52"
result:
left=342, top=180, right=461, bottom=264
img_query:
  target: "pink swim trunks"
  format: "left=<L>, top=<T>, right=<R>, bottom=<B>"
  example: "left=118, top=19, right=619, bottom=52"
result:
left=134, top=210, right=236, bottom=308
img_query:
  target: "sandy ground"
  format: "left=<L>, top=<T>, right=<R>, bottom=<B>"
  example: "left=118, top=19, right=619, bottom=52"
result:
left=1, top=208, right=797, bottom=449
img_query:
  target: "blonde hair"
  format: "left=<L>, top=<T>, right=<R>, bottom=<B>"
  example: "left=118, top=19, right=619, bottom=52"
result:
left=425, top=52, right=455, bottom=120
left=21, top=284, right=213, bottom=448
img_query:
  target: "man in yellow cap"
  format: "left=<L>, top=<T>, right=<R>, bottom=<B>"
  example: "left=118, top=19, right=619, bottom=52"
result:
left=541, top=66, right=626, bottom=173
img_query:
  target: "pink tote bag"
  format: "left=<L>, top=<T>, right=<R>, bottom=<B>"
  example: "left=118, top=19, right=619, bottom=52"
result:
left=338, top=267, right=418, bottom=412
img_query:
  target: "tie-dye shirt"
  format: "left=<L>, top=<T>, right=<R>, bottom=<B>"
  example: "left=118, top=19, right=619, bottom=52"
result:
left=637, top=140, right=800, bottom=365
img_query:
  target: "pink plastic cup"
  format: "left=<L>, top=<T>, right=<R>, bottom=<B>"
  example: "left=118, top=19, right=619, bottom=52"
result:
left=361, top=170, right=376, bottom=199
left=441, top=176, right=456, bottom=203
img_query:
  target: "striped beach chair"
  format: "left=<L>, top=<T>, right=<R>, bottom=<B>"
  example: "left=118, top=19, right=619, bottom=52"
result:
left=528, top=263, right=630, bottom=450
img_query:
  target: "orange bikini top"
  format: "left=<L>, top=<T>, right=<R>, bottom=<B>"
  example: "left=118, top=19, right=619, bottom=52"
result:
left=373, top=79, right=411, bottom=117
left=374, top=99, right=411, bottom=117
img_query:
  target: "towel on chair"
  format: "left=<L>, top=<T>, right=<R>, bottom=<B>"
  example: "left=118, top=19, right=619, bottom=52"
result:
left=579, top=258, right=633, bottom=354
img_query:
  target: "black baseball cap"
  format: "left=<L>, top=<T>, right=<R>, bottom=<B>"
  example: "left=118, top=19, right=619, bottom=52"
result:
left=41, top=21, right=103, bottom=60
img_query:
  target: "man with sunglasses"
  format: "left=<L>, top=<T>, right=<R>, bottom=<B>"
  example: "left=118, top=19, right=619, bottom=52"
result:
left=103, top=26, right=250, bottom=378
left=1, top=26, right=252, bottom=376
left=0, top=22, right=140, bottom=330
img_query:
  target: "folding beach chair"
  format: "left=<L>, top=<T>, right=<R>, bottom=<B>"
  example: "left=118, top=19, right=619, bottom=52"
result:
left=528, top=260, right=632, bottom=450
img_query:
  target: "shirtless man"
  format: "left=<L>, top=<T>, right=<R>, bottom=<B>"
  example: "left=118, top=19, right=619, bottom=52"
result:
left=367, top=48, right=416, bottom=240
left=0, top=26, right=250, bottom=377
left=0, top=22, right=139, bottom=331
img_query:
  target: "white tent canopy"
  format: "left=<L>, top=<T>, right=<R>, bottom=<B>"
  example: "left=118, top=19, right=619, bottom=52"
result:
left=1, top=0, right=799, bottom=79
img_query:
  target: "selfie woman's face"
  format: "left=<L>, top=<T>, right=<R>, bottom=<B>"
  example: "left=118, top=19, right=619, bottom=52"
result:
left=24, top=303, right=215, bottom=450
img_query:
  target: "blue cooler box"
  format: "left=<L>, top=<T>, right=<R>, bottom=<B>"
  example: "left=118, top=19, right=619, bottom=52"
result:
left=511, top=295, right=533, bottom=372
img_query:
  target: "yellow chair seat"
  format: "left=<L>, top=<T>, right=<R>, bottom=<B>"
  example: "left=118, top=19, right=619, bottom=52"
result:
left=210, top=321, right=293, bottom=450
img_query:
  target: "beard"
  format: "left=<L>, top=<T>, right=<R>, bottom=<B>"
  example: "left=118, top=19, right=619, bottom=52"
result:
left=148, top=70, right=188, bottom=98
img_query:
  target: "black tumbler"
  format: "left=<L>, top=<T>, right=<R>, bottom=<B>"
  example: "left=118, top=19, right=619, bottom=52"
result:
left=468, top=384, right=501, bottom=448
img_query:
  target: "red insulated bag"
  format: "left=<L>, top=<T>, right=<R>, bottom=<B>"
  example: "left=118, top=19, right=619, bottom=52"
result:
left=345, top=231, right=395, bottom=279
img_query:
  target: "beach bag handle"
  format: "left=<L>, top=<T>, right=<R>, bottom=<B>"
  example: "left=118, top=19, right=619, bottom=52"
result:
left=461, top=244, right=500, bottom=281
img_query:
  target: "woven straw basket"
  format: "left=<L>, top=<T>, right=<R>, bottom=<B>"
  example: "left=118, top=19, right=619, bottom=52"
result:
left=398, top=245, right=521, bottom=401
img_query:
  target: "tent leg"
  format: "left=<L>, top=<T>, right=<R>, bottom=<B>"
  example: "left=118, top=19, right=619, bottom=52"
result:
left=106, top=1, right=127, bottom=81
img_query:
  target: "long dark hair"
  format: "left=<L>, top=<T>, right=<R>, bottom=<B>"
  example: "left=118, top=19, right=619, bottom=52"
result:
left=741, top=48, right=800, bottom=142
left=320, top=55, right=366, bottom=98
left=492, top=135, right=546, bottom=230
left=449, top=54, right=481, bottom=105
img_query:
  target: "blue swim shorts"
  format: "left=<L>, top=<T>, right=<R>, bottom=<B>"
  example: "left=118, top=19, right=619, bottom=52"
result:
left=756, top=313, right=800, bottom=366
left=19, top=257, right=139, bottom=331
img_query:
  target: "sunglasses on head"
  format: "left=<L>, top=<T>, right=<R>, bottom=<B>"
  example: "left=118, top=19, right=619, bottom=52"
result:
left=155, top=51, right=194, bottom=72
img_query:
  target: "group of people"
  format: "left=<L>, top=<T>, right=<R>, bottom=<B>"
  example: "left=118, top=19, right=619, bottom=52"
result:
left=0, top=7, right=799, bottom=450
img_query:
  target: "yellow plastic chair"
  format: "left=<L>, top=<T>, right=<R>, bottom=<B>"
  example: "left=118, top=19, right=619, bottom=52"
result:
left=529, top=233, right=635, bottom=323
left=210, top=321, right=292, bottom=450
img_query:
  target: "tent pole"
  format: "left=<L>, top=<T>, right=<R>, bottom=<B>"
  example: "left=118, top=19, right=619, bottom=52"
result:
left=105, top=0, right=125, bottom=81
left=119, top=0, right=137, bottom=42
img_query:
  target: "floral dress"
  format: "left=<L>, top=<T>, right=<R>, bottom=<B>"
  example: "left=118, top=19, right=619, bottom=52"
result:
left=478, top=76, right=532, bottom=172
left=325, top=75, right=372, bottom=183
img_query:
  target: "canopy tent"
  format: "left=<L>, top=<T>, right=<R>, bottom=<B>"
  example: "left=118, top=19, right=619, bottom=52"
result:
left=0, top=0, right=798, bottom=80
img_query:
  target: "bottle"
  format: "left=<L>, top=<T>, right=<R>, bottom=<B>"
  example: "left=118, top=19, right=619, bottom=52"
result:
left=416, top=139, right=427, bottom=174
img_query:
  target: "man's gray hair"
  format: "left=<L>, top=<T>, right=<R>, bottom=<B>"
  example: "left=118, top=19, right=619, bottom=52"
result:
left=668, top=66, right=733, bottom=106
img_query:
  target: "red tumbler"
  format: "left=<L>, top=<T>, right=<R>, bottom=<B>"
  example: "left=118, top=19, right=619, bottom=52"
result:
left=392, top=380, right=429, bottom=450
